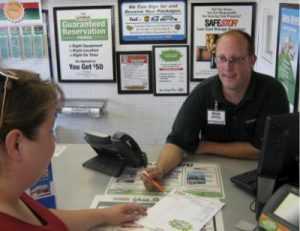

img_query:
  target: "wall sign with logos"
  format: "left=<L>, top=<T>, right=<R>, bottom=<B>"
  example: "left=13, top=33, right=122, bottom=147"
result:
left=153, top=45, right=189, bottom=96
left=275, top=3, right=299, bottom=112
left=0, top=0, right=42, bottom=26
left=191, top=2, right=256, bottom=81
left=0, top=0, right=45, bottom=60
left=119, top=0, right=187, bottom=44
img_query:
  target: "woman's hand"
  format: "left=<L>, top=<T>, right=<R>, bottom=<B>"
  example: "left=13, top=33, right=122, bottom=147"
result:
left=103, top=203, right=147, bottom=225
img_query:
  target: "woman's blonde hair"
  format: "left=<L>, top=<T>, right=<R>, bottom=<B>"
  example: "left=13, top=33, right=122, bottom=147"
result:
left=0, top=69, right=60, bottom=141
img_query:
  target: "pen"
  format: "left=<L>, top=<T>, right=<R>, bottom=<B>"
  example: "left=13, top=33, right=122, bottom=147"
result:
left=142, top=170, right=164, bottom=192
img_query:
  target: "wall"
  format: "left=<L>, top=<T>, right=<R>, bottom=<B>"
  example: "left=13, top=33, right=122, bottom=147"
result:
left=40, top=0, right=300, bottom=144
left=50, top=0, right=261, bottom=144
left=1, top=0, right=297, bottom=145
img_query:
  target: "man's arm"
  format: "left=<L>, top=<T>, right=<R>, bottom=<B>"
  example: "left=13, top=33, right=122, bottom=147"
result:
left=196, top=141, right=259, bottom=159
left=142, top=143, right=184, bottom=191
left=156, top=143, right=185, bottom=176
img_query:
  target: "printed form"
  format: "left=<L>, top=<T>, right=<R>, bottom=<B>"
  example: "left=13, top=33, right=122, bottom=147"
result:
left=137, top=190, right=224, bottom=231
left=91, top=193, right=224, bottom=231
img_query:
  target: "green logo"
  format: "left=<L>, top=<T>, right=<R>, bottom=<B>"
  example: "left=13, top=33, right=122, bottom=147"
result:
left=169, top=219, right=193, bottom=231
left=61, top=18, right=108, bottom=41
left=160, top=50, right=182, bottom=62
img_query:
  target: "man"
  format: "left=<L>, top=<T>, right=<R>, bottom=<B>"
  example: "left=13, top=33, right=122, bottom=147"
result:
left=143, top=29, right=289, bottom=190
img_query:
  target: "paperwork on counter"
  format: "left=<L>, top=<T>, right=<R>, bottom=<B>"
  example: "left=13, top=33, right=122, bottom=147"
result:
left=137, top=189, right=224, bottom=231
left=90, top=161, right=226, bottom=231
left=105, top=162, right=225, bottom=199
left=90, top=192, right=224, bottom=231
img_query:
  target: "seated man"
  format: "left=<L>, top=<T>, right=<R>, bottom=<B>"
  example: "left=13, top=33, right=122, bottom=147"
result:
left=142, top=29, right=289, bottom=190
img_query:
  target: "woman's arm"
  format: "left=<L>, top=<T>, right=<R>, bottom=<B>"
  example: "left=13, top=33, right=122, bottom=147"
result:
left=50, top=203, right=146, bottom=231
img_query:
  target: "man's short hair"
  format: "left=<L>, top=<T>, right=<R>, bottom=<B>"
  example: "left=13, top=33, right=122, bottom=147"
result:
left=217, top=30, right=255, bottom=55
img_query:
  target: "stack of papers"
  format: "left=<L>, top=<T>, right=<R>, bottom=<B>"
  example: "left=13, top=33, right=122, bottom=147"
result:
left=137, top=190, right=225, bottom=231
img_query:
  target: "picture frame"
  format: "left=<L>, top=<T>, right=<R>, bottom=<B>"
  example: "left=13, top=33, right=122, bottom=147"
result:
left=116, top=51, right=153, bottom=94
left=118, top=0, right=187, bottom=44
left=153, top=45, right=189, bottom=96
left=53, top=6, right=115, bottom=82
left=275, top=3, right=299, bottom=112
left=191, top=2, right=256, bottom=81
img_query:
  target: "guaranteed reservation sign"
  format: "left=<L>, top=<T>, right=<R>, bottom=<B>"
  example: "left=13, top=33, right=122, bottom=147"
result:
left=54, top=6, right=115, bottom=82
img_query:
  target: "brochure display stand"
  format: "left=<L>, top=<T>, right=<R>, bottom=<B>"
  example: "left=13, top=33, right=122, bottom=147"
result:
left=27, top=163, right=56, bottom=208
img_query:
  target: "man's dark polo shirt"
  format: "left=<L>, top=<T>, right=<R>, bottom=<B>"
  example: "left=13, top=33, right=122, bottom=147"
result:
left=166, top=71, right=289, bottom=153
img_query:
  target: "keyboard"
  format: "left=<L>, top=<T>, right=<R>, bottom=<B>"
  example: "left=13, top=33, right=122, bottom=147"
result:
left=230, top=169, right=257, bottom=196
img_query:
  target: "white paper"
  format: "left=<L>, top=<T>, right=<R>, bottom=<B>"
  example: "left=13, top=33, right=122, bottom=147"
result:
left=90, top=194, right=224, bottom=231
left=137, top=190, right=224, bottom=231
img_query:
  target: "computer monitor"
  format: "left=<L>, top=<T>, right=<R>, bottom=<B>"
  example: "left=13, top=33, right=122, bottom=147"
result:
left=256, top=112, right=299, bottom=219
left=257, top=112, right=299, bottom=183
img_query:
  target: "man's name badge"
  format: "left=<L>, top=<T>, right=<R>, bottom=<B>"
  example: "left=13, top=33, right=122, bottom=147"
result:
left=207, top=110, right=226, bottom=125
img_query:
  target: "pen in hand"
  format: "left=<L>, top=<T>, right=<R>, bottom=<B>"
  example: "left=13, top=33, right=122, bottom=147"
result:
left=142, top=170, right=164, bottom=192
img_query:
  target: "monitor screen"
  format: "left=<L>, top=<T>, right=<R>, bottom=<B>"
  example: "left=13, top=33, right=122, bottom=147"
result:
left=274, top=192, right=299, bottom=226
left=257, top=112, right=299, bottom=184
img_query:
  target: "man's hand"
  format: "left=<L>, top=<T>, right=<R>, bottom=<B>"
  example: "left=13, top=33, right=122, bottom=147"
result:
left=141, top=143, right=184, bottom=191
left=141, top=166, right=164, bottom=191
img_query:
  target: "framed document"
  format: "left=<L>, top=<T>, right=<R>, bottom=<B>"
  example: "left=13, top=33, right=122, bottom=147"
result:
left=275, top=3, right=299, bottom=112
left=116, top=51, right=152, bottom=94
left=118, top=0, right=187, bottom=44
left=53, top=6, right=115, bottom=82
left=191, top=2, right=256, bottom=81
left=153, top=45, right=189, bottom=96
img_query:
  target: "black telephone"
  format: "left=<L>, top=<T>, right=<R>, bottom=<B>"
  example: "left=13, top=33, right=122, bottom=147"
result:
left=82, top=131, right=147, bottom=177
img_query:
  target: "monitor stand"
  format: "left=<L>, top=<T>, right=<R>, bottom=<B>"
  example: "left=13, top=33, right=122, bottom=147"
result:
left=82, top=155, right=125, bottom=177
left=255, top=176, right=276, bottom=220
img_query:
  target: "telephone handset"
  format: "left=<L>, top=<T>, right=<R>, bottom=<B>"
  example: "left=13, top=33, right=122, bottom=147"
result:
left=111, top=132, right=147, bottom=167
left=82, top=131, right=147, bottom=176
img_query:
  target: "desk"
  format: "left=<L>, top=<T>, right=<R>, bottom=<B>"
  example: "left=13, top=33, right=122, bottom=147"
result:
left=52, top=144, right=257, bottom=230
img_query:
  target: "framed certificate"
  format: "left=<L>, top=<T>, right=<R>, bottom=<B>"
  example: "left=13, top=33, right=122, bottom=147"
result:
left=119, top=0, right=187, bottom=44
left=54, top=6, right=115, bottom=82
left=116, top=51, right=153, bottom=94
left=275, top=3, right=299, bottom=112
left=153, top=45, right=189, bottom=96
left=191, top=2, right=256, bottom=81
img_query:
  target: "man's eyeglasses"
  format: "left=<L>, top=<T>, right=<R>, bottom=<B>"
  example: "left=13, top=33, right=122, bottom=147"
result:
left=215, top=55, right=249, bottom=65
left=0, top=71, right=19, bottom=129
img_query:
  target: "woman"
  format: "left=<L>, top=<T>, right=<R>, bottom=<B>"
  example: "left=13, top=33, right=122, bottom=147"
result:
left=0, top=69, right=146, bottom=230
